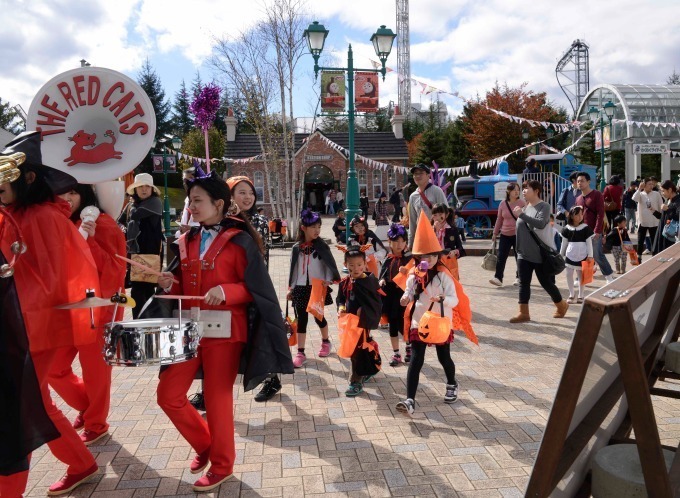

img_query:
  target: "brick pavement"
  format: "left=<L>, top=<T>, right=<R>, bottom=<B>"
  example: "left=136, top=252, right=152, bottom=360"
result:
left=24, top=218, right=680, bottom=497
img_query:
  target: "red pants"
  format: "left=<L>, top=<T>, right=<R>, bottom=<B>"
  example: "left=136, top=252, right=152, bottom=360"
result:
left=49, top=333, right=112, bottom=433
left=0, top=350, right=97, bottom=497
left=156, top=338, right=244, bottom=476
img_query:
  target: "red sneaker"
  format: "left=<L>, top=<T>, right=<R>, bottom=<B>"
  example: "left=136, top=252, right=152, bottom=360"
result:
left=193, top=471, right=233, bottom=492
left=47, top=463, right=98, bottom=496
left=72, top=412, right=85, bottom=431
left=80, top=429, right=108, bottom=446
left=190, top=448, right=210, bottom=474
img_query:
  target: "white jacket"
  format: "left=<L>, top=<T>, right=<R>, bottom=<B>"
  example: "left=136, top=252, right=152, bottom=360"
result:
left=403, top=270, right=459, bottom=330
left=632, top=189, right=663, bottom=227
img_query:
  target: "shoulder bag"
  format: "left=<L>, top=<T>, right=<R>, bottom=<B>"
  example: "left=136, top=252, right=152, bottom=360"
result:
left=662, top=206, right=679, bottom=242
left=527, top=225, right=565, bottom=276
left=481, top=238, right=497, bottom=271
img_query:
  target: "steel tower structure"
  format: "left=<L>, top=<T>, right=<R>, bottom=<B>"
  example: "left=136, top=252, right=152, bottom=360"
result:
left=396, top=0, right=411, bottom=116
left=556, top=40, right=590, bottom=117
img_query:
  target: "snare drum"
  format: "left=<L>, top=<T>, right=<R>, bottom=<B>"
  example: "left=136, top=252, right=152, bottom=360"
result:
left=104, top=318, right=200, bottom=366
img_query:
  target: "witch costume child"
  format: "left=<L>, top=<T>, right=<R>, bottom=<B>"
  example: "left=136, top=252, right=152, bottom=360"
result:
left=378, top=223, right=412, bottom=366
left=156, top=169, right=293, bottom=492
left=287, top=209, right=341, bottom=368
left=346, top=215, right=387, bottom=276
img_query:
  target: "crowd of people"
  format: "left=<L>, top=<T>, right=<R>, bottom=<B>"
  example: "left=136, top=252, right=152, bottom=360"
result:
left=2, top=130, right=678, bottom=497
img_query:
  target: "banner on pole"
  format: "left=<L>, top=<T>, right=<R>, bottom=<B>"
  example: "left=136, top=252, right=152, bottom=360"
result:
left=355, top=72, right=379, bottom=113
left=321, top=71, right=345, bottom=112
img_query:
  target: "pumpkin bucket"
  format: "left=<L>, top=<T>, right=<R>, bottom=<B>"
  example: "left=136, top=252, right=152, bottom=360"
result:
left=417, top=300, right=451, bottom=344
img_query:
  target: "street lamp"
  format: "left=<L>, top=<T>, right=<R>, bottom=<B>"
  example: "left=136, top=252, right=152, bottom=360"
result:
left=304, top=21, right=396, bottom=242
left=588, top=100, right=615, bottom=189
left=152, top=135, right=182, bottom=237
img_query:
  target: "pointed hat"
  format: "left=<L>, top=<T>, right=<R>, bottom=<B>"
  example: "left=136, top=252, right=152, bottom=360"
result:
left=411, top=210, right=444, bottom=255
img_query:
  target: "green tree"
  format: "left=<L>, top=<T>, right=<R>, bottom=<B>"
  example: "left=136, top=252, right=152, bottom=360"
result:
left=414, top=104, right=445, bottom=166
left=362, top=106, right=392, bottom=132
left=440, top=116, right=471, bottom=168
left=668, top=69, right=680, bottom=85
left=191, top=71, right=203, bottom=99
left=171, top=80, right=193, bottom=137
left=182, top=127, right=226, bottom=164
left=137, top=59, right=172, bottom=137
left=319, top=114, right=349, bottom=132
left=403, top=117, right=425, bottom=141
left=0, top=98, right=24, bottom=134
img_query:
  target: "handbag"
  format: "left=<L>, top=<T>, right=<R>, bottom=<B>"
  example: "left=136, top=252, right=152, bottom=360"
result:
left=129, top=253, right=161, bottom=283
left=284, top=300, right=298, bottom=347
left=662, top=210, right=679, bottom=241
left=527, top=228, right=565, bottom=276
left=481, top=239, right=497, bottom=271
left=417, top=300, right=451, bottom=344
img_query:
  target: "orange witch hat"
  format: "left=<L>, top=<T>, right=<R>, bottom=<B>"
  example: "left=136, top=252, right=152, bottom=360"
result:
left=411, top=210, right=444, bottom=255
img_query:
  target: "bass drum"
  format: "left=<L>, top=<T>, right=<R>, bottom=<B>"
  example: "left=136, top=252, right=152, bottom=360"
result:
left=104, top=318, right=200, bottom=366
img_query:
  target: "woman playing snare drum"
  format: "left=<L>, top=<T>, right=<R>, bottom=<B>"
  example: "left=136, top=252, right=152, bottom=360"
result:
left=157, top=169, right=293, bottom=492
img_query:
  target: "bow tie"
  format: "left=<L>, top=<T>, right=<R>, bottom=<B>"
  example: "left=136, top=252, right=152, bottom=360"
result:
left=201, top=224, right=222, bottom=232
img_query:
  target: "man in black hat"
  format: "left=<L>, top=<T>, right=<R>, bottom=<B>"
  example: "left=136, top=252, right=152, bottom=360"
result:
left=523, top=158, right=540, bottom=175
left=407, top=163, right=447, bottom=248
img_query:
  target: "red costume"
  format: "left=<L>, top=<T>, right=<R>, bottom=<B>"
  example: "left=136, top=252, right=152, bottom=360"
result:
left=49, top=213, right=127, bottom=435
left=157, top=225, right=253, bottom=477
left=0, top=199, right=101, bottom=496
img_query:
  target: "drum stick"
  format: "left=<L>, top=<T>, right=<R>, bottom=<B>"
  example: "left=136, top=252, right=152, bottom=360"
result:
left=115, top=254, right=179, bottom=284
left=155, top=295, right=205, bottom=300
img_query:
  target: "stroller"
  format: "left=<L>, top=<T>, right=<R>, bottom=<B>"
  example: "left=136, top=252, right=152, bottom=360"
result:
left=269, top=218, right=287, bottom=248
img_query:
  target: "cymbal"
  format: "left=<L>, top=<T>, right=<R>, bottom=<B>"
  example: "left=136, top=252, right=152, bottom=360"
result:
left=56, top=296, right=114, bottom=310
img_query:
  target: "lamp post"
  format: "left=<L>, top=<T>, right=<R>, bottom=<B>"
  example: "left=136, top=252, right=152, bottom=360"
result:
left=588, top=100, right=615, bottom=190
left=304, top=21, right=396, bottom=241
left=152, top=135, right=182, bottom=237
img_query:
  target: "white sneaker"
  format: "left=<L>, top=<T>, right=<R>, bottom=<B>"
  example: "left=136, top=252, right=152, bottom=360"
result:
left=489, top=277, right=502, bottom=287
left=605, top=275, right=616, bottom=283
left=396, top=398, right=415, bottom=416
left=513, top=278, right=520, bottom=286
left=643, top=249, right=651, bottom=255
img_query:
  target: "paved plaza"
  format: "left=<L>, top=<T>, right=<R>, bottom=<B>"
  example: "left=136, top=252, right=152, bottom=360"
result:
left=24, top=220, right=680, bottom=497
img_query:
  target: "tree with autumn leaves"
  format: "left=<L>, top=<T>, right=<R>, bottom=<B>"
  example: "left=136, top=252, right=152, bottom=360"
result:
left=462, top=83, right=568, bottom=172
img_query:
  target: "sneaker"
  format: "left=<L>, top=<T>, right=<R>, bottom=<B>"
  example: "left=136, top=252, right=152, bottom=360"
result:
left=643, top=249, right=651, bottom=255
left=193, top=471, right=233, bottom=492
left=345, top=382, right=364, bottom=397
left=72, top=411, right=85, bottom=431
left=566, top=296, right=576, bottom=304
left=444, top=382, right=459, bottom=403
left=605, top=275, right=616, bottom=284
left=80, top=429, right=108, bottom=446
left=404, top=345, right=412, bottom=364
left=318, top=341, right=331, bottom=357
left=254, top=376, right=281, bottom=402
left=292, top=352, right=306, bottom=368
left=189, top=391, right=206, bottom=411
left=47, top=463, right=98, bottom=496
left=389, top=353, right=402, bottom=366
left=513, top=278, right=520, bottom=286
left=396, top=398, right=415, bottom=416
left=489, top=277, right=502, bottom=287
left=362, top=374, right=375, bottom=384
left=190, top=449, right=210, bottom=474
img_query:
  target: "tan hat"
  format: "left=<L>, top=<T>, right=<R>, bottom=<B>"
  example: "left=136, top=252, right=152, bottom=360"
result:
left=126, top=172, right=160, bottom=195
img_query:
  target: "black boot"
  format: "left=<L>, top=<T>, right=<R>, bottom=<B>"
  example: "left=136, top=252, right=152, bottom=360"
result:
left=254, top=375, right=282, bottom=402
left=188, top=391, right=206, bottom=411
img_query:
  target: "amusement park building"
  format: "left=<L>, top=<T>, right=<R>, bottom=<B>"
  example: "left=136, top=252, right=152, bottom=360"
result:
left=576, top=84, right=680, bottom=182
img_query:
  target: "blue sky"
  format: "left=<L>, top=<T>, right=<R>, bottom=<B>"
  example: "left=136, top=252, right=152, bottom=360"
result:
left=2, top=0, right=679, bottom=128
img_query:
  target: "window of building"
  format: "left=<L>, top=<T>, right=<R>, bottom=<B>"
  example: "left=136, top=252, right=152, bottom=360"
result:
left=372, top=170, right=382, bottom=199
left=387, top=169, right=397, bottom=194
left=358, top=169, right=367, bottom=196
left=253, top=171, right=265, bottom=202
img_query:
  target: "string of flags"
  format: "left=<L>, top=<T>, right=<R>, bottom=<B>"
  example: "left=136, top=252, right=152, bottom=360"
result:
left=171, top=149, right=262, bottom=166
left=612, top=118, right=680, bottom=129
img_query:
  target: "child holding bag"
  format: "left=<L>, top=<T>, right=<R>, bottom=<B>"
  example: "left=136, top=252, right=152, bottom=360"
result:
left=347, top=215, right=387, bottom=276
left=337, top=249, right=383, bottom=396
left=605, top=215, right=632, bottom=274
left=396, top=212, right=468, bottom=416
left=560, top=206, right=594, bottom=304
left=288, top=209, right=341, bottom=368
left=378, top=223, right=412, bottom=366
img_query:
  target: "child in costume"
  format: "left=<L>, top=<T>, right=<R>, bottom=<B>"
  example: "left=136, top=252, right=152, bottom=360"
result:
left=0, top=132, right=101, bottom=496
left=157, top=169, right=293, bottom=492
left=431, top=203, right=466, bottom=281
left=337, top=249, right=383, bottom=396
left=560, top=206, right=594, bottom=304
left=49, top=184, right=127, bottom=445
left=396, top=212, right=473, bottom=416
left=378, top=223, right=412, bottom=366
left=346, top=215, right=387, bottom=276
left=287, top=209, right=341, bottom=368
left=604, top=214, right=632, bottom=274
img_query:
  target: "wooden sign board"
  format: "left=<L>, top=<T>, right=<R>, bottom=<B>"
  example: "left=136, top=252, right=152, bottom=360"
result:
left=526, top=243, right=680, bottom=497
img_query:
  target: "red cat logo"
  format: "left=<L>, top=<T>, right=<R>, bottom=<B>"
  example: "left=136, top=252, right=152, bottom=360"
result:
left=64, top=129, right=123, bottom=166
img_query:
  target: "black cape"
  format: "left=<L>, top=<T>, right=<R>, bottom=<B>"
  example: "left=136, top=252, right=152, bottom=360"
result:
left=336, top=273, right=382, bottom=330
left=378, top=253, right=412, bottom=319
left=0, top=251, right=59, bottom=475
left=150, top=221, right=294, bottom=391
left=288, top=238, right=341, bottom=287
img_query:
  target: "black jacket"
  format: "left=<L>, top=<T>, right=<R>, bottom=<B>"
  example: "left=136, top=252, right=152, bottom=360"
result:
left=288, top=238, right=341, bottom=288
left=653, top=195, right=680, bottom=255
left=0, top=251, right=59, bottom=474
left=336, top=273, right=382, bottom=330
